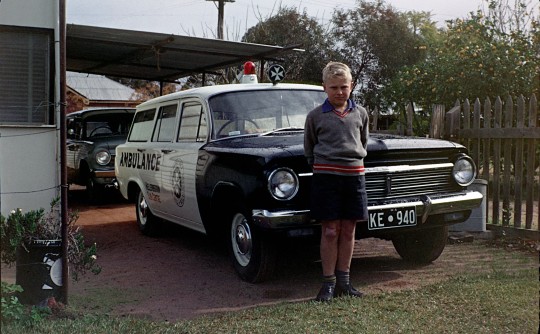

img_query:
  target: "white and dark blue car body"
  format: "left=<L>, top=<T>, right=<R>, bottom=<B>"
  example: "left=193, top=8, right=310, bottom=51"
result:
left=115, top=82, right=482, bottom=282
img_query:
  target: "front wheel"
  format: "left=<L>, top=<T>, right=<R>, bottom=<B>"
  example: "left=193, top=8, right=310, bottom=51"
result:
left=135, top=188, right=160, bottom=236
left=229, top=209, right=276, bottom=283
left=392, top=225, right=448, bottom=264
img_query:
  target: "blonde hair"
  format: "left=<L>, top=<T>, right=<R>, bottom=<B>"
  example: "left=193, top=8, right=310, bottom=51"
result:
left=322, top=62, right=352, bottom=83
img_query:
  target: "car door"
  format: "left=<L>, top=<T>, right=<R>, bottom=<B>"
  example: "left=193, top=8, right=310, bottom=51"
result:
left=139, top=103, right=179, bottom=215
left=159, top=99, right=207, bottom=233
left=120, top=107, right=164, bottom=213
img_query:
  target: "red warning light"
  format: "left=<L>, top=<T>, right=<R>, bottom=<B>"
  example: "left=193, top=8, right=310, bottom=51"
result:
left=244, top=61, right=256, bottom=75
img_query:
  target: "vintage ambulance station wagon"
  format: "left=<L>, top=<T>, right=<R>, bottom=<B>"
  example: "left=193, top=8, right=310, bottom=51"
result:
left=115, top=71, right=483, bottom=283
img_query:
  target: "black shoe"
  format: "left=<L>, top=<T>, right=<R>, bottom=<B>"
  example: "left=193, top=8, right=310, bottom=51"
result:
left=315, top=284, right=335, bottom=302
left=335, top=283, right=364, bottom=298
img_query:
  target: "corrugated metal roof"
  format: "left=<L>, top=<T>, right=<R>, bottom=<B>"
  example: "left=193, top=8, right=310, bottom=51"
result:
left=66, top=24, right=298, bottom=83
left=67, top=71, right=135, bottom=101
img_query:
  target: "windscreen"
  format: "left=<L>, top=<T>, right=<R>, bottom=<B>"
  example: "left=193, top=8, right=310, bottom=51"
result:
left=84, top=113, right=134, bottom=139
left=208, top=89, right=325, bottom=138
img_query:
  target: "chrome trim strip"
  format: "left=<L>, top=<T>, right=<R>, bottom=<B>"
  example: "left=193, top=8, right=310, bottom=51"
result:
left=366, top=163, right=453, bottom=173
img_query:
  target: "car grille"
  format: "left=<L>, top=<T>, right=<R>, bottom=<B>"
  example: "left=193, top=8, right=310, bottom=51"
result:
left=365, top=164, right=457, bottom=202
left=295, top=163, right=459, bottom=208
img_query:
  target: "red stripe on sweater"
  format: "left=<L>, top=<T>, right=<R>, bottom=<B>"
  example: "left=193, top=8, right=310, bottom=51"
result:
left=313, top=164, right=365, bottom=174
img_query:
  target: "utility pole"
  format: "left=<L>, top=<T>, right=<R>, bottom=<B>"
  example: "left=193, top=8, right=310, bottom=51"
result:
left=206, top=0, right=235, bottom=39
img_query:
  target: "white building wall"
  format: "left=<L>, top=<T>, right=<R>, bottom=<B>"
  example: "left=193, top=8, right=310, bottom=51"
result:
left=0, top=0, right=56, bottom=29
left=0, top=0, right=60, bottom=215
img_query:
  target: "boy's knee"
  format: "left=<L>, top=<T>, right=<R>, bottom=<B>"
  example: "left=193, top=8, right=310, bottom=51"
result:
left=324, top=226, right=338, bottom=238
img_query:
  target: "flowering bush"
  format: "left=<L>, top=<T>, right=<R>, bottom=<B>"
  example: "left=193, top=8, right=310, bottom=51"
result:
left=0, top=198, right=101, bottom=281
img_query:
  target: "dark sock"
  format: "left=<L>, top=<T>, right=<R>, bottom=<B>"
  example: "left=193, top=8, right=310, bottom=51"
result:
left=335, top=270, right=350, bottom=287
left=322, top=274, right=336, bottom=286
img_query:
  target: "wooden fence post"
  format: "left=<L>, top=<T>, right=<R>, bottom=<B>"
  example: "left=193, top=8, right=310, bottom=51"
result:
left=471, top=99, right=481, bottom=168
left=482, top=98, right=492, bottom=182
left=492, top=97, right=503, bottom=225
left=502, top=96, right=514, bottom=226
left=430, top=104, right=445, bottom=138
left=406, top=102, right=414, bottom=136
left=463, top=99, right=471, bottom=150
left=513, top=96, right=525, bottom=227
left=444, top=105, right=461, bottom=140
left=371, top=106, right=378, bottom=132
left=525, top=94, right=538, bottom=229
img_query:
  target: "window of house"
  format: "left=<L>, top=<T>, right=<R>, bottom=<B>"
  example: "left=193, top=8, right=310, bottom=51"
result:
left=0, top=26, right=54, bottom=125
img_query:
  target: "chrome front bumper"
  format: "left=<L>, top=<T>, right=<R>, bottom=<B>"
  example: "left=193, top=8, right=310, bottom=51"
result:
left=252, top=190, right=483, bottom=229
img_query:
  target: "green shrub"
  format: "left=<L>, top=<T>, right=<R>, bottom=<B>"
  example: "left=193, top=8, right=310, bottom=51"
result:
left=0, top=281, right=49, bottom=324
left=0, top=199, right=101, bottom=280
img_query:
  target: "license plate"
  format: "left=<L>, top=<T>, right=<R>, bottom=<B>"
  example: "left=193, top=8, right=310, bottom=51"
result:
left=368, top=207, right=417, bottom=230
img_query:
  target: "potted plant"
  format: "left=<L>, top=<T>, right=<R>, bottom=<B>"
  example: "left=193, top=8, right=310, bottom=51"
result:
left=0, top=198, right=100, bottom=304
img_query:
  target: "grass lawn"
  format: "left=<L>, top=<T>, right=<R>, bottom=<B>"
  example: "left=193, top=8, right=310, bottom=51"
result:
left=2, top=267, right=538, bottom=334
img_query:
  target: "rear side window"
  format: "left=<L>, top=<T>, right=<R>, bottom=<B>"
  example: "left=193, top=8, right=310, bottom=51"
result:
left=177, top=103, right=207, bottom=142
left=153, top=104, right=178, bottom=142
left=128, top=109, right=156, bottom=142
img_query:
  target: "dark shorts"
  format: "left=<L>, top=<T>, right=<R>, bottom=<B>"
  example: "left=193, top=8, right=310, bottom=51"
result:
left=310, top=173, right=368, bottom=221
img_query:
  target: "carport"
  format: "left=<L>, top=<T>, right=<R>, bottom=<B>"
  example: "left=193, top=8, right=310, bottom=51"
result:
left=66, top=24, right=299, bottom=85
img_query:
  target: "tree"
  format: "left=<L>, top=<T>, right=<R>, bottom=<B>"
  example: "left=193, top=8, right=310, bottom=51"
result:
left=331, top=0, right=425, bottom=109
left=131, top=81, right=179, bottom=101
left=480, top=0, right=538, bottom=33
left=113, top=78, right=180, bottom=101
left=242, top=6, right=335, bottom=84
left=388, top=6, right=539, bottom=111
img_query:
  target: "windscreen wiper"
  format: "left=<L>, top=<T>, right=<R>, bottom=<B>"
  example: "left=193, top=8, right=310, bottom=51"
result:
left=260, top=127, right=304, bottom=136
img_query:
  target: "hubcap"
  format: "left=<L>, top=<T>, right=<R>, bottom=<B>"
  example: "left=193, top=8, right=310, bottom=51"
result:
left=138, top=192, right=148, bottom=225
left=231, top=213, right=252, bottom=266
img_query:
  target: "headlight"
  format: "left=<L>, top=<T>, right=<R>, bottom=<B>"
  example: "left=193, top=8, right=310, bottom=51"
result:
left=268, top=168, right=299, bottom=200
left=452, top=155, right=476, bottom=186
left=95, top=150, right=111, bottom=166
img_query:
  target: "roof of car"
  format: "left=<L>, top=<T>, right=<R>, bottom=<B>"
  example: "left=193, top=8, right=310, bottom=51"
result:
left=136, top=83, right=324, bottom=109
left=67, top=107, right=136, bottom=118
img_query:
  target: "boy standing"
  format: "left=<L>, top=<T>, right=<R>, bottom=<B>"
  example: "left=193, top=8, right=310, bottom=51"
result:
left=304, top=62, right=369, bottom=302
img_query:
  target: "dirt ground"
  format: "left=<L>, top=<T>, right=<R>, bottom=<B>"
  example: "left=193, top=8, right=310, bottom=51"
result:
left=2, top=187, right=538, bottom=322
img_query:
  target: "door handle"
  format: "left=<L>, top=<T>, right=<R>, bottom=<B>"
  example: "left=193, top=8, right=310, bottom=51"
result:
left=161, top=149, right=175, bottom=154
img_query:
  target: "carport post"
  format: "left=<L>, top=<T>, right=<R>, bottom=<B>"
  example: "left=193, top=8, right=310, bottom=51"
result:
left=59, top=0, right=69, bottom=304
left=259, top=60, right=264, bottom=82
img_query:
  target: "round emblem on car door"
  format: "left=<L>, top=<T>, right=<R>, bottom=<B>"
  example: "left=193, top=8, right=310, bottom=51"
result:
left=172, top=159, right=185, bottom=207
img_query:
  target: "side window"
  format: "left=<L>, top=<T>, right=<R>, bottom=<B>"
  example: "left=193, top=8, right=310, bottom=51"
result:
left=177, top=103, right=207, bottom=142
left=67, top=118, right=81, bottom=140
left=152, top=104, right=178, bottom=142
left=128, top=109, right=156, bottom=142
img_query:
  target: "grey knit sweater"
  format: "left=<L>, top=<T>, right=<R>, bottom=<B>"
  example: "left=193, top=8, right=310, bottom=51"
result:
left=304, top=100, right=369, bottom=176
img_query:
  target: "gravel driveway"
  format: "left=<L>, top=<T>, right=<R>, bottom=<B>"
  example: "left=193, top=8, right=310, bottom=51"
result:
left=3, top=187, right=537, bottom=322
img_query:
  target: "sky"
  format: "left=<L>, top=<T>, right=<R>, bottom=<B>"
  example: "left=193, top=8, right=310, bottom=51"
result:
left=67, top=0, right=492, bottom=39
